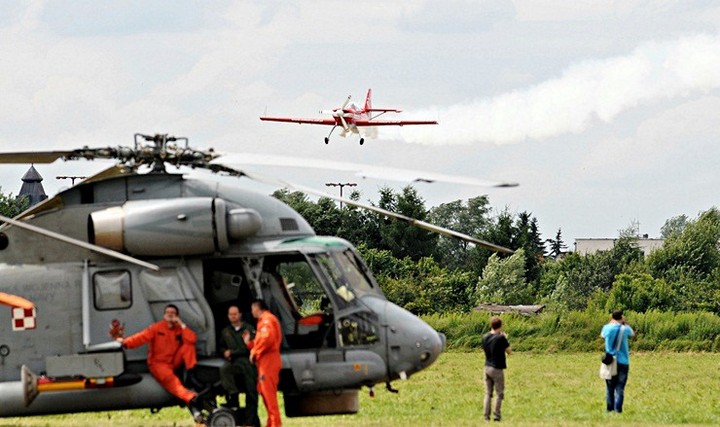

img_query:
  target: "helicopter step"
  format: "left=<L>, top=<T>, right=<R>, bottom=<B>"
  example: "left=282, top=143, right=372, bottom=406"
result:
left=0, top=370, right=172, bottom=417
left=22, top=364, right=143, bottom=408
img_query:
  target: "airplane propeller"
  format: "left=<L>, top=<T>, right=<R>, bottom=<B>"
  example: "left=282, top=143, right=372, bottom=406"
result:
left=319, top=96, right=353, bottom=132
left=340, top=95, right=351, bottom=111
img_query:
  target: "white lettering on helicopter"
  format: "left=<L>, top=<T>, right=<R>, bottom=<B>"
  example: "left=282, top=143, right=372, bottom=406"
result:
left=11, top=307, right=36, bottom=331
left=7, top=281, right=73, bottom=304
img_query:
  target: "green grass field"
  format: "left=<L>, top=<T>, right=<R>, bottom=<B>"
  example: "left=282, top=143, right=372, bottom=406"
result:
left=3, top=352, right=719, bottom=426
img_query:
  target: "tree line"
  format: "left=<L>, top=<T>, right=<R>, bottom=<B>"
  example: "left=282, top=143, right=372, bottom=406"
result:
left=2, top=185, right=717, bottom=316
left=0, top=187, right=27, bottom=220
left=274, top=186, right=720, bottom=316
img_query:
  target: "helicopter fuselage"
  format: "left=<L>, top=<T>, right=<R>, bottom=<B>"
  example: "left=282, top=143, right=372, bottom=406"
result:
left=0, top=171, right=444, bottom=418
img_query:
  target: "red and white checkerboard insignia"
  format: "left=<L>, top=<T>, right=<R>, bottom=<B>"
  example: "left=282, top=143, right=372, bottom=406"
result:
left=12, top=307, right=36, bottom=331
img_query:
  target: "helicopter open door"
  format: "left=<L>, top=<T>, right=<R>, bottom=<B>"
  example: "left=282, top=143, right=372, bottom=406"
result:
left=84, top=263, right=216, bottom=359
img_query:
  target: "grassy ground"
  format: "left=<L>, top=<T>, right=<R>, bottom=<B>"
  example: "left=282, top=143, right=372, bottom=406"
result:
left=2, top=352, right=719, bottom=426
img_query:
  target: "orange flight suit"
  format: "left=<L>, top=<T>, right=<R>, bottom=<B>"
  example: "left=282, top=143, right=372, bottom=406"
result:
left=123, top=320, right=198, bottom=404
left=249, top=310, right=283, bottom=427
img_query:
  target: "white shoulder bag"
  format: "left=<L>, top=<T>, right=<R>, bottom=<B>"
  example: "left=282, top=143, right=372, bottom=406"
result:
left=599, top=325, right=624, bottom=380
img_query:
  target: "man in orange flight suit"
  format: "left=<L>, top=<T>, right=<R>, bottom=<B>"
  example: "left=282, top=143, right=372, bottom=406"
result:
left=244, top=299, right=283, bottom=427
left=120, top=304, right=204, bottom=423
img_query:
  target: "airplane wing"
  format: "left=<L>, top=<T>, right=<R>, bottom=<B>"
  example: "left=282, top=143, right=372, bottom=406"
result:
left=354, top=119, right=438, bottom=126
left=259, top=117, right=337, bottom=125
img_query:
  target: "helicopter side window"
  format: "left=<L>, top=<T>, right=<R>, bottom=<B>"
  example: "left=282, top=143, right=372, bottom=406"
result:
left=93, top=270, right=132, bottom=310
left=276, top=261, right=327, bottom=317
left=272, top=258, right=336, bottom=349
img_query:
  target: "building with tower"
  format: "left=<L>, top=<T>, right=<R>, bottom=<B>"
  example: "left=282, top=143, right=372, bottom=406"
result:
left=17, top=165, right=48, bottom=207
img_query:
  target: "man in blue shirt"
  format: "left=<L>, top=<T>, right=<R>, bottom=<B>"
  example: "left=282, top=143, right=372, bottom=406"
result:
left=600, top=310, right=635, bottom=413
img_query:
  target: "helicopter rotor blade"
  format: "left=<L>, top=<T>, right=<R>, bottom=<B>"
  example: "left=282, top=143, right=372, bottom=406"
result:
left=216, top=153, right=518, bottom=188
left=0, top=151, right=75, bottom=164
left=207, top=164, right=514, bottom=254
left=0, top=214, right=160, bottom=271
left=0, top=140, right=217, bottom=168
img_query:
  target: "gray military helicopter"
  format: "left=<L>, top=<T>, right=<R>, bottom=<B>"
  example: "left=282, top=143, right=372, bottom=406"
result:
left=0, top=134, right=514, bottom=426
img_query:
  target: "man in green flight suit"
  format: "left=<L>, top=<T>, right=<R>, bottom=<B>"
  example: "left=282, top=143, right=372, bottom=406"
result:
left=220, top=305, right=259, bottom=427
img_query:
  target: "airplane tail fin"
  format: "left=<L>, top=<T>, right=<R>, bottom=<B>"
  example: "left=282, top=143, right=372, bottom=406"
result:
left=364, top=89, right=403, bottom=114
left=364, top=88, right=372, bottom=112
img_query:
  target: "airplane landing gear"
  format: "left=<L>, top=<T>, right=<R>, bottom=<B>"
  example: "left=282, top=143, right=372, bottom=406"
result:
left=359, top=138, right=365, bottom=145
left=325, top=125, right=338, bottom=144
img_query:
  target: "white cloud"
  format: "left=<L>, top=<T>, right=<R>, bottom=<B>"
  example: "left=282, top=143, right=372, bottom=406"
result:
left=398, top=33, right=720, bottom=145
left=576, top=95, right=720, bottom=180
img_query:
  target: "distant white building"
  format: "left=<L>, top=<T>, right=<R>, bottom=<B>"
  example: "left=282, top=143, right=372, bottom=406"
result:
left=574, top=236, right=664, bottom=256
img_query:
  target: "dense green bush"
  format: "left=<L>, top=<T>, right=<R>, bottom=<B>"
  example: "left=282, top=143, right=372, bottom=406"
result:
left=605, top=273, right=675, bottom=312
left=423, top=309, right=720, bottom=353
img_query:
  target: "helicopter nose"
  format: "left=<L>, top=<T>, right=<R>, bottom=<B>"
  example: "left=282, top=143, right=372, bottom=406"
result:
left=382, top=300, right=445, bottom=379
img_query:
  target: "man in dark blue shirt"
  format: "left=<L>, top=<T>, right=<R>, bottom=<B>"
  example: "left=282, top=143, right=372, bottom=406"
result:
left=481, top=317, right=512, bottom=422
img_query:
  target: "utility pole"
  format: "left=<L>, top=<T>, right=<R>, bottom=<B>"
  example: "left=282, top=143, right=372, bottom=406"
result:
left=325, top=182, right=357, bottom=209
left=56, top=175, right=87, bottom=186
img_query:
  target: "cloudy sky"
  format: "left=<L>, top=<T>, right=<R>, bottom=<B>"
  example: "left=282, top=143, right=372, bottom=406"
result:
left=1, top=1, right=720, bottom=247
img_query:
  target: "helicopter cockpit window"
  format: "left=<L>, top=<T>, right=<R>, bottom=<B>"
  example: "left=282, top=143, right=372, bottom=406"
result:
left=314, top=249, right=379, bottom=303
left=93, top=270, right=132, bottom=310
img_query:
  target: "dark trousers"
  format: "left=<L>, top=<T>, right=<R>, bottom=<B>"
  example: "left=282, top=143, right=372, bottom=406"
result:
left=605, top=363, right=629, bottom=413
left=220, top=359, right=259, bottom=425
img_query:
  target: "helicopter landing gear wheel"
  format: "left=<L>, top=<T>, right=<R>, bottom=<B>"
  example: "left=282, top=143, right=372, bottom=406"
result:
left=324, top=137, right=329, bottom=144
left=205, top=407, right=238, bottom=427
left=359, top=138, right=365, bottom=145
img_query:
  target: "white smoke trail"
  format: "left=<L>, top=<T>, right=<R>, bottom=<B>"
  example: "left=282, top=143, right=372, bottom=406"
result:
left=399, top=33, right=720, bottom=145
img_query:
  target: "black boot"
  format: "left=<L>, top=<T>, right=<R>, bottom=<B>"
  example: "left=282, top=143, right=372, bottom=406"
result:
left=188, top=396, right=204, bottom=424
left=222, top=392, right=239, bottom=409
left=184, top=368, right=205, bottom=391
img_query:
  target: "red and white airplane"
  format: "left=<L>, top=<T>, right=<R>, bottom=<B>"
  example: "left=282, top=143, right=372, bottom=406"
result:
left=260, top=89, right=438, bottom=145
